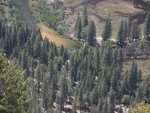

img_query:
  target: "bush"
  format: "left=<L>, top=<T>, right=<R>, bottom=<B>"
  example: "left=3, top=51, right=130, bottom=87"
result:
left=121, top=95, right=130, bottom=105
left=131, top=102, right=150, bottom=113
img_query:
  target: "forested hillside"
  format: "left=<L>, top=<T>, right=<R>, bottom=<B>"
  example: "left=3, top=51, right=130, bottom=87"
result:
left=0, top=0, right=150, bottom=113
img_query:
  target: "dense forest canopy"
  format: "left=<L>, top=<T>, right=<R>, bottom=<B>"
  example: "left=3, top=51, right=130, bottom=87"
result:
left=0, top=0, right=150, bottom=113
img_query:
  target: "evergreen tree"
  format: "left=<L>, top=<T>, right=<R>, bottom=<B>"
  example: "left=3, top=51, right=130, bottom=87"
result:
left=42, top=75, right=51, bottom=110
left=137, top=69, right=142, bottom=84
left=128, top=61, right=138, bottom=96
left=75, top=12, right=80, bottom=31
left=102, top=99, right=108, bottom=113
left=135, top=84, right=143, bottom=102
left=35, top=64, right=43, bottom=95
left=117, top=20, right=127, bottom=47
left=75, top=17, right=82, bottom=40
left=144, top=13, right=150, bottom=41
left=108, top=89, right=116, bottom=112
left=96, top=99, right=103, bottom=113
left=0, top=55, right=29, bottom=113
left=102, top=16, right=112, bottom=41
left=103, top=45, right=113, bottom=66
left=20, top=50, right=28, bottom=69
left=110, top=71, right=118, bottom=92
left=83, top=7, right=88, bottom=27
left=120, top=71, right=129, bottom=97
left=142, top=76, right=150, bottom=103
left=100, top=78, right=108, bottom=97
left=58, top=67, right=68, bottom=110
left=87, top=21, right=96, bottom=45
left=130, top=21, right=140, bottom=40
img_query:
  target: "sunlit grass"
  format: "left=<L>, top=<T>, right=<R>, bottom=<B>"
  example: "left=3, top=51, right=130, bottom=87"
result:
left=38, top=22, right=81, bottom=49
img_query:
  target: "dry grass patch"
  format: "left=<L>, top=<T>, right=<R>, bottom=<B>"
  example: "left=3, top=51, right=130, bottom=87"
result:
left=38, top=22, right=81, bottom=49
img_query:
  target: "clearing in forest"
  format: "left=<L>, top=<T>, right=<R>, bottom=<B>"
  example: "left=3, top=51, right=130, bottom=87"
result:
left=14, top=0, right=81, bottom=49
left=64, top=0, right=142, bottom=37
left=38, top=23, right=81, bottom=49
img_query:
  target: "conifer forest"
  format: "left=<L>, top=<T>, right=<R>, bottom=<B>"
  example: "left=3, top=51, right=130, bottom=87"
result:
left=0, top=0, right=150, bottom=113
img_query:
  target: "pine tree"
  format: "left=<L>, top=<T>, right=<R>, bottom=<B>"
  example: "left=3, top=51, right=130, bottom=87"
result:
left=137, top=69, right=142, bottom=84
left=93, top=45, right=100, bottom=76
left=108, top=89, right=116, bottom=113
left=142, top=76, right=150, bottom=103
left=0, top=55, right=29, bottom=113
left=20, top=50, right=28, bottom=69
left=62, top=49, right=68, bottom=64
left=128, top=61, right=138, bottom=96
left=102, top=16, right=112, bottom=41
left=117, top=48, right=124, bottom=71
left=100, top=78, right=108, bottom=97
left=83, top=7, right=88, bottom=27
left=144, top=13, right=150, bottom=41
left=75, top=12, right=80, bottom=31
left=87, top=21, right=96, bottom=45
left=120, top=71, right=129, bottom=97
left=58, top=67, right=68, bottom=110
left=75, top=17, right=82, bottom=40
left=135, top=84, right=143, bottom=102
left=117, top=20, right=127, bottom=47
left=96, top=99, right=103, bottom=113
left=103, top=45, right=113, bottom=66
left=110, top=71, right=118, bottom=92
left=91, top=87, right=99, bottom=105
left=130, top=21, right=140, bottom=40
left=42, top=75, right=51, bottom=110
left=102, top=99, right=108, bottom=113
left=35, top=64, right=43, bottom=95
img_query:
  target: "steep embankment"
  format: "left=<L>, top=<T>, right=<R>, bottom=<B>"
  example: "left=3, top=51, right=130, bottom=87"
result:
left=13, top=0, right=80, bottom=49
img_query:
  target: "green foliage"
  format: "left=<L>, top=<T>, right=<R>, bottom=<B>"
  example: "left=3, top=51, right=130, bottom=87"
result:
left=0, top=14, right=149, bottom=113
left=87, top=21, right=96, bottom=45
left=128, top=61, right=138, bottom=95
left=102, top=16, right=112, bottom=41
left=117, top=20, right=128, bottom=47
left=121, top=95, right=130, bottom=105
left=130, top=21, right=141, bottom=40
left=75, top=17, right=82, bottom=40
left=83, top=7, right=89, bottom=28
left=131, top=102, right=150, bottom=113
left=0, top=54, right=29, bottom=113
left=144, top=13, right=150, bottom=41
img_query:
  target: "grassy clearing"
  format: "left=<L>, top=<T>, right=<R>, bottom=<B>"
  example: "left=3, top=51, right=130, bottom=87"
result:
left=38, top=23, right=81, bottom=49
left=94, top=1, right=140, bottom=38
left=26, top=0, right=81, bottom=49
left=124, top=59, right=150, bottom=77
left=64, top=0, right=141, bottom=38
left=95, top=0, right=141, bottom=38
